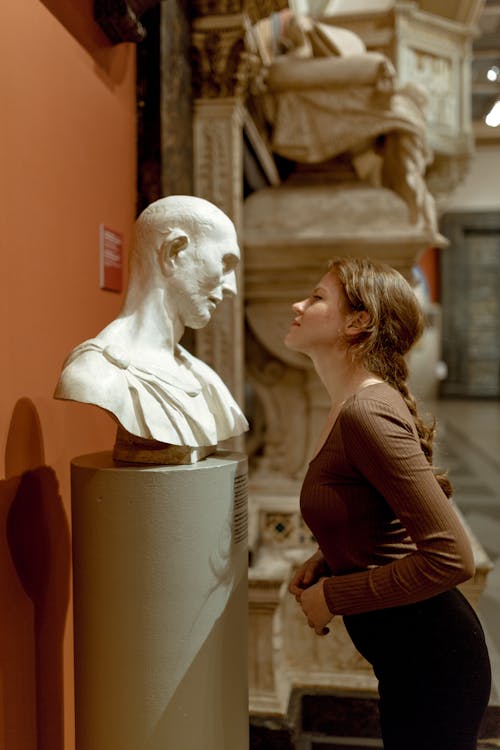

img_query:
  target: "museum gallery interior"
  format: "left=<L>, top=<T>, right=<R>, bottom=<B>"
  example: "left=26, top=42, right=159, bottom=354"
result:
left=2, top=1, right=500, bottom=748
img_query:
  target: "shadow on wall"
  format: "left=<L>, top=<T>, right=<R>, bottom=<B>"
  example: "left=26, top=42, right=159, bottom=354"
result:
left=0, top=398, right=70, bottom=750
left=39, top=0, right=133, bottom=88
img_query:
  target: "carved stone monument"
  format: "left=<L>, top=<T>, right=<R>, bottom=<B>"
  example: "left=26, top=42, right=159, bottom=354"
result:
left=55, top=195, right=248, bottom=464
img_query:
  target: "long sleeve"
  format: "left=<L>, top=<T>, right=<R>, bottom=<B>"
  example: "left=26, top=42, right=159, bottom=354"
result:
left=322, top=397, right=474, bottom=616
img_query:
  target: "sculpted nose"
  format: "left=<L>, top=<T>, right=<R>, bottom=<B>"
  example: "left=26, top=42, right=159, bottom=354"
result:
left=222, top=269, right=238, bottom=297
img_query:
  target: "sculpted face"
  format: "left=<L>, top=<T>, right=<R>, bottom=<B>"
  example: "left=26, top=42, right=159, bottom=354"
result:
left=166, top=216, right=240, bottom=330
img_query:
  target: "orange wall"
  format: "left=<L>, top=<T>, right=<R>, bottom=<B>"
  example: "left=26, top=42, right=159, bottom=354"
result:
left=0, top=2, right=137, bottom=748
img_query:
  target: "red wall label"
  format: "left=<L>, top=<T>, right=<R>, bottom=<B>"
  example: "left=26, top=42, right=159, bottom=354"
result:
left=100, top=225, right=123, bottom=292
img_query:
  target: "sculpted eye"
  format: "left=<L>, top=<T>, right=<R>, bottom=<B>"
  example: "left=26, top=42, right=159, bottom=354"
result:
left=223, top=253, right=238, bottom=274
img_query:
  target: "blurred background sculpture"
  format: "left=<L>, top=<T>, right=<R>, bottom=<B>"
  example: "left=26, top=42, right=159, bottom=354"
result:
left=256, top=12, right=442, bottom=241
left=54, top=195, right=248, bottom=464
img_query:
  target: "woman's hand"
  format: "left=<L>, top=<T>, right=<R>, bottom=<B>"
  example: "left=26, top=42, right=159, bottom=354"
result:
left=289, top=549, right=329, bottom=600
left=299, top=577, right=334, bottom=636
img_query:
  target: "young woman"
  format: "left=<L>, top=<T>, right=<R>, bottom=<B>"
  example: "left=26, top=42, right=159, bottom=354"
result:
left=286, top=257, right=491, bottom=750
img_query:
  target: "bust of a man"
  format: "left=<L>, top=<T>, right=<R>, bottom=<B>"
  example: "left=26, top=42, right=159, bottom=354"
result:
left=54, top=195, right=248, bottom=464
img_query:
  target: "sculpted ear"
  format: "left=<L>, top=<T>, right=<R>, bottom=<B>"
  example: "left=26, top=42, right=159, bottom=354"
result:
left=159, top=229, right=189, bottom=277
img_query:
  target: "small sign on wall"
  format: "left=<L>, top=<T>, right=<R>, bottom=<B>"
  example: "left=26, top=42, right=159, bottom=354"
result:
left=100, top=224, right=123, bottom=292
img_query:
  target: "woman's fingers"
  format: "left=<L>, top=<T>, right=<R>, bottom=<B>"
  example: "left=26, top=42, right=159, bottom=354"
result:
left=307, top=620, right=329, bottom=636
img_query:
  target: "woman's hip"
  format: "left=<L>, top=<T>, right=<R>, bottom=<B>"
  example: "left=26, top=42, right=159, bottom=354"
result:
left=343, top=587, right=490, bottom=678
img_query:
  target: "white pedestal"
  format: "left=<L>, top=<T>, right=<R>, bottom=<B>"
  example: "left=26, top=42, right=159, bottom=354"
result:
left=70, top=450, right=248, bottom=750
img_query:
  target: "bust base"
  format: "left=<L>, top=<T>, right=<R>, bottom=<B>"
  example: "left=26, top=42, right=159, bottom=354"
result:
left=70, top=450, right=248, bottom=749
left=112, top=426, right=216, bottom=465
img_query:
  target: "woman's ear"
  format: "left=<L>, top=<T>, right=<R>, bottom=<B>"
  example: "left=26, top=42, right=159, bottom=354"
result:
left=345, top=310, right=370, bottom=334
left=159, top=230, right=189, bottom=277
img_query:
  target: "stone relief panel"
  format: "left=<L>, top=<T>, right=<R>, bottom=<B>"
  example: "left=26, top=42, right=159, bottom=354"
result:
left=403, top=48, right=456, bottom=134
left=312, top=3, right=475, bottom=196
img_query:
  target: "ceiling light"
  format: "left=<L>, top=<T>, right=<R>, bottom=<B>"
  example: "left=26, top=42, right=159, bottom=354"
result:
left=487, top=66, right=500, bottom=82
left=485, top=100, right=500, bottom=127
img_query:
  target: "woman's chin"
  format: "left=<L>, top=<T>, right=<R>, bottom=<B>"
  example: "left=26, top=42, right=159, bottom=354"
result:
left=284, top=332, right=301, bottom=351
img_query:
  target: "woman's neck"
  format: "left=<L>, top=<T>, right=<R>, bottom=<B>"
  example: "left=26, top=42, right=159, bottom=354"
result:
left=311, top=350, right=383, bottom=408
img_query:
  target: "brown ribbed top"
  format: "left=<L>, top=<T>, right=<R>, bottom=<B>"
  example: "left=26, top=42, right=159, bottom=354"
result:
left=300, top=382, right=474, bottom=616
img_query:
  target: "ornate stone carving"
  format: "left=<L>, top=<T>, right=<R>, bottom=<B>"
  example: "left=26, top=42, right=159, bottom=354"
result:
left=426, top=152, right=472, bottom=207
left=191, top=0, right=288, bottom=99
left=192, top=24, right=258, bottom=99
left=258, top=18, right=445, bottom=241
left=316, top=3, right=475, bottom=176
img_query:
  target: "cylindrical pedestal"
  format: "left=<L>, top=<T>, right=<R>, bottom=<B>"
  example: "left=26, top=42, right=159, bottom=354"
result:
left=71, top=450, right=248, bottom=750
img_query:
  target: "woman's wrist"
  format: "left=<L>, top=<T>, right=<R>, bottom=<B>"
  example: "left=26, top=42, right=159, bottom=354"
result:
left=321, top=576, right=336, bottom=615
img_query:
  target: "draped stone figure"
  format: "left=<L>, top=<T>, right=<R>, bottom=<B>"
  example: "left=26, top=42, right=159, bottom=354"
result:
left=257, top=13, right=441, bottom=241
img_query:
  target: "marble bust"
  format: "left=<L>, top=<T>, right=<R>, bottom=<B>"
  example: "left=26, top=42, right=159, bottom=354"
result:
left=54, top=195, right=248, bottom=463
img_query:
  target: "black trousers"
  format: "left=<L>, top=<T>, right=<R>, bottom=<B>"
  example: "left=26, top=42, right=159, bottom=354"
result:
left=343, top=589, right=491, bottom=750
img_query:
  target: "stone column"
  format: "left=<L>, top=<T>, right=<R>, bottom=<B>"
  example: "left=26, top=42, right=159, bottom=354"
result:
left=193, top=97, right=245, bottom=410
left=248, top=570, right=289, bottom=714
left=191, top=15, right=250, bottom=423
left=190, top=0, right=287, bottom=436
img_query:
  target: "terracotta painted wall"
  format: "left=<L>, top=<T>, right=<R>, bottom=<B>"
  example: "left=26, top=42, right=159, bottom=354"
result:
left=0, top=2, right=137, bottom=748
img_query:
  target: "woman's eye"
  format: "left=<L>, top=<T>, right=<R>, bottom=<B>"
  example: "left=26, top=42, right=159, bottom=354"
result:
left=311, top=295, right=322, bottom=301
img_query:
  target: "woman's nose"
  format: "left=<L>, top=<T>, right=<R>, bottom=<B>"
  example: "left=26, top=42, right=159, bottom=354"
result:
left=292, top=300, right=305, bottom=314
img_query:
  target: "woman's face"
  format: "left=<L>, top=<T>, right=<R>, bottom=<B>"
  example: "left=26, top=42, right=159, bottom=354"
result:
left=284, top=272, right=349, bottom=356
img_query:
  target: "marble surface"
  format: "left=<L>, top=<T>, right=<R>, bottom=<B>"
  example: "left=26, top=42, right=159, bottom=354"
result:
left=55, top=196, right=248, bottom=458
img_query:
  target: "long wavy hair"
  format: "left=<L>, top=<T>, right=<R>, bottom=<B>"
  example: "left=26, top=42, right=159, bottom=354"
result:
left=329, top=256, right=452, bottom=498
